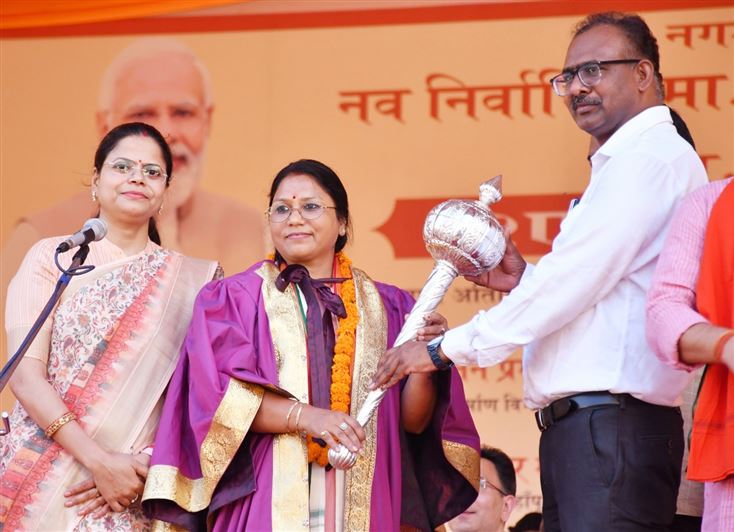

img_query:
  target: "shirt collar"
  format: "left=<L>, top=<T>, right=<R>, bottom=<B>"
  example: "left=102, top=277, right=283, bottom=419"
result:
left=591, top=105, right=672, bottom=166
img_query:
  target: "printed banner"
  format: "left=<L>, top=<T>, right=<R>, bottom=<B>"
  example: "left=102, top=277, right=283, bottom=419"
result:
left=1, top=4, right=732, bottom=524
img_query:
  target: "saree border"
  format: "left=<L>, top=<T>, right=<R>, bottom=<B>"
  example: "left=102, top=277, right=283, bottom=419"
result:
left=2, top=250, right=180, bottom=531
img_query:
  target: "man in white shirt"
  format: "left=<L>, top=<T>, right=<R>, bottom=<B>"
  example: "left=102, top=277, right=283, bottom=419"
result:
left=372, top=12, right=707, bottom=531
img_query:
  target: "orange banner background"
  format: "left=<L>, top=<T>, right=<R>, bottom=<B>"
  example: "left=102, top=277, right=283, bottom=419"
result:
left=1, top=2, right=732, bottom=525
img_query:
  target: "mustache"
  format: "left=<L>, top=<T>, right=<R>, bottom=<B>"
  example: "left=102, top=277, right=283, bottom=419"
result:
left=571, top=95, right=602, bottom=111
left=170, top=145, right=193, bottom=166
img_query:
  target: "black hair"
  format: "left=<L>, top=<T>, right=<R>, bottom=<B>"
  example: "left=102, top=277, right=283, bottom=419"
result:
left=94, top=122, right=173, bottom=245
left=481, top=446, right=517, bottom=496
left=268, top=159, right=351, bottom=264
left=668, top=107, right=696, bottom=150
left=509, top=511, right=543, bottom=532
left=574, top=12, right=664, bottom=96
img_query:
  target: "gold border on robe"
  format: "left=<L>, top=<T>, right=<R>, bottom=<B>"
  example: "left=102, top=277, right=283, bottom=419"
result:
left=442, top=440, right=481, bottom=490
left=259, top=262, right=311, bottom=530
left=142, top=379, right=263, bottom=511
left=342, top=267, right=387, bottom=531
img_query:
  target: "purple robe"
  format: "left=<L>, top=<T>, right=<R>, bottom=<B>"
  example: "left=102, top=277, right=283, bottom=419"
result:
left=142, top=261, right=479, bottom=531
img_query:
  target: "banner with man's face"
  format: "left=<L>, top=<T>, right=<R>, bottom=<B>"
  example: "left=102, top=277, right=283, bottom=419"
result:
left=1, top=3, right=732, bottom=522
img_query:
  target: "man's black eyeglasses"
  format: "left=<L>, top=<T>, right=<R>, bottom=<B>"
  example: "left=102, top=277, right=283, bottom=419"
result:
left=550, top=59, right=641, bottom=96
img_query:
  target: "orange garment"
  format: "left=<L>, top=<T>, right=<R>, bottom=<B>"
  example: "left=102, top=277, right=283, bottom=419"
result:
left=0, top=0, right=246, bottom=30
left=688, top=180, right=734, bottom=482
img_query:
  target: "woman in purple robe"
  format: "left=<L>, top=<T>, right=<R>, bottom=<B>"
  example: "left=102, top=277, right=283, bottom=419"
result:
left=142, top=159, right=480, bottom=531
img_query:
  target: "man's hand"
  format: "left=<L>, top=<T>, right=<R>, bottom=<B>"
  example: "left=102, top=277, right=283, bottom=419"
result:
left=465, top=229, right=526, bottom=292
left=370, top=341, right=439, bottom=390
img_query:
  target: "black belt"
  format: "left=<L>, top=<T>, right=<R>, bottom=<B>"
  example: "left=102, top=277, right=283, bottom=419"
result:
left=535, top=392, right=626, bottom=432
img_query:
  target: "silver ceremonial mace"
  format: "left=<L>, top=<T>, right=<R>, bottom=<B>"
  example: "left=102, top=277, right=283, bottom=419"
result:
left=328, top=176, right=507, bottom=469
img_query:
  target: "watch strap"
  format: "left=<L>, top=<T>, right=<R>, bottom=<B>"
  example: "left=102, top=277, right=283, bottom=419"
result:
left=427, top=337, right=453, bottom=370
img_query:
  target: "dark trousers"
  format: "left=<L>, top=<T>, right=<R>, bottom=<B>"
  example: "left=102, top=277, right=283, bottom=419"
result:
left=671, top=514, right=701, bottom=532
left=540, top=394, right=684, bottom=532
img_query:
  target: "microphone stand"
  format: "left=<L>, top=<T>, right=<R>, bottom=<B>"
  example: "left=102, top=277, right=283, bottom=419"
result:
left=0, top=244, right=93, bottom=435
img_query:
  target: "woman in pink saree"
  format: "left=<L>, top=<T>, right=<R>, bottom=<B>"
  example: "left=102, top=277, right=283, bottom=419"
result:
left=0, top=122, right=220, bottom=531
left=143, top=159, right=480, bottom=531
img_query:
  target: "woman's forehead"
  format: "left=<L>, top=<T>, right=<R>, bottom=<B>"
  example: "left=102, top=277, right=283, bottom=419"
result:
left=273, top=173, right=329, bottom=199
left=107, top=135, right=163, bottom=161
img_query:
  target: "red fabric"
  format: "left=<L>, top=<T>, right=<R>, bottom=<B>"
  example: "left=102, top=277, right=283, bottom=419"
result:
left=689, top=180, right=734, bottom=482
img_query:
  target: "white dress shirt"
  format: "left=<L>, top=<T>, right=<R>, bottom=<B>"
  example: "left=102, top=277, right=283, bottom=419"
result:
left=441, top=106, right=708, bottom=409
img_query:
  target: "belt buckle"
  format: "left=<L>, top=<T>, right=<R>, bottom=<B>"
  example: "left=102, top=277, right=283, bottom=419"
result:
left=535, top=408, right=549, bottom=431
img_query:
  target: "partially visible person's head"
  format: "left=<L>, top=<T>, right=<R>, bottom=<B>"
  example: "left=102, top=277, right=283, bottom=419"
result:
left=448, top=446, right=517, bottom=532
left=509, top=511, right=543, bottom=532
left=268, top=159, right=351, bottom=270
left=96, top=38, right=213, bottom=208
left=668, top=107, right=696, bottom=150
left=554, top=12, right=663, bottom=146
left=574, top=12, right=663, bottom=96
left=92, top=122, right=172, bottom=241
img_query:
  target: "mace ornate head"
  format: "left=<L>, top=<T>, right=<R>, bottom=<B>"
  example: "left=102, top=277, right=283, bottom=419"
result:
left=422, top=176, right=506, bottom=276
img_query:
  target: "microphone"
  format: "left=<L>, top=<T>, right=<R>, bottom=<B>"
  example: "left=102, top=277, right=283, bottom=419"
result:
left=56, top=218, right=108, bottom=253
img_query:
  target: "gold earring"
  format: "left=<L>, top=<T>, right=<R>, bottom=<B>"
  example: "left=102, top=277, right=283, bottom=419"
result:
left=91, top=190, right=97, bottom=202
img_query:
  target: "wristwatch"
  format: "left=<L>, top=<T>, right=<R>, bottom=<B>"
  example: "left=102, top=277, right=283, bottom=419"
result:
left=427, top=336, right=454, bottom=370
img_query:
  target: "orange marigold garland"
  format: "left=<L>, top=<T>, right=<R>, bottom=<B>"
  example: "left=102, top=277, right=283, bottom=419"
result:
left=307, top=251, right=357, bottom=466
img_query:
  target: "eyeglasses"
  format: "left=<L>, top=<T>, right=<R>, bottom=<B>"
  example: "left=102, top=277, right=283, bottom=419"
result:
left=105, top=158, right=168, bottom=180
left=267, top=202, right=337, bottom=223
left=480, top=477, right=510, bottom=496
left=550, top=59, right=641, bottom=96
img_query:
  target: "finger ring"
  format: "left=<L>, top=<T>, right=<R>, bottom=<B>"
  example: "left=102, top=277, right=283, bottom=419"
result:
left=320, top=430, right=329, bottom=437
left=338, top=422, right=348, bottom=431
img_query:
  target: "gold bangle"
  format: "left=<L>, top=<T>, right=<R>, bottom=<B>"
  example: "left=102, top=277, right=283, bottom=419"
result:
left=44, top=411, right=77, bottom=438
left=714, top=330, right=734, bottom=362
left=285, top=400, right=299, bottom=431
left=294, top=403, right=305, bottom=430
